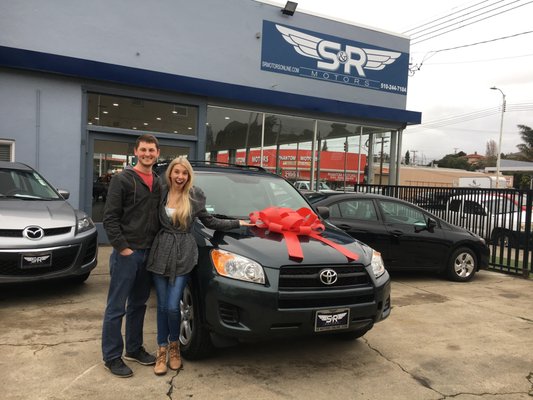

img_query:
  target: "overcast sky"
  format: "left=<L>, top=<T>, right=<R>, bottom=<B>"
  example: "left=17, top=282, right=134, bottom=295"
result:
left=272, top=0, right=533, bottom=164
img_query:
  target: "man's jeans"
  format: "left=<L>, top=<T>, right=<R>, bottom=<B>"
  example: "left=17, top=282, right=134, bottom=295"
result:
left=102, top=249, right=151, bottom=362
left=152, top=273, right=189, bottom=346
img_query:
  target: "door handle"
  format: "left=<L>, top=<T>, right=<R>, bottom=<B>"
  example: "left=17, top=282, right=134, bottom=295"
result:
left=338, top=224, right=352, bottom=230
left=390, top=230, right=404, bottom=237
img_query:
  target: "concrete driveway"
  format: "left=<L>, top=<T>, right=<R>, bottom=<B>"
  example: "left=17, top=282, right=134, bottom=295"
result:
left=1, top=245, right=532, bottom=400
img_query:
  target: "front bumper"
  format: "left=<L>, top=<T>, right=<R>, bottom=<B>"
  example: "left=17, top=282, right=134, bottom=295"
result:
left=200, top=266, right=391, bottom=341
left=0, top=230, right=98, bottom=284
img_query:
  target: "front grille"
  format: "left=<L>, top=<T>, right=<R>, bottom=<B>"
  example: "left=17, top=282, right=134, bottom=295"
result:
left=278, top=264, right=374, bottom=309
left=279, top=264, right=371, bottom=290
left=0, top=227, right=71, bottom=238
left=0, top=245, right=80, bottom=276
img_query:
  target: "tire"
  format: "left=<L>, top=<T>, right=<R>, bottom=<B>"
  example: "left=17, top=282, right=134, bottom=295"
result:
left=447, top=247, right=477, bottom=282
left=179, top=282, right=214, bottom=360
left=491, top=229, right=515, bottom=248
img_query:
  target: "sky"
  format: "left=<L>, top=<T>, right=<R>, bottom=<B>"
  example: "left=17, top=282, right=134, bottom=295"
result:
left=271, top=0, right=533, bottom=164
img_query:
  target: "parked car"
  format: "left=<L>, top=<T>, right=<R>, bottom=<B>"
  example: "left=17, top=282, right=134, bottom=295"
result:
left=293, top=180, right=334, bottom=192
left=154, top=162, right=391, bottom=359
left=306, top=192, right=489, bottom=282
left=0, top=161, right=98, bottom=284
left=444, top=193, right=533, bottom=247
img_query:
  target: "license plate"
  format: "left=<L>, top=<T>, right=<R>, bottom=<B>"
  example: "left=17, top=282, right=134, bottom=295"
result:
left=20, top=253, right=52, bottom=269
left=314, top=308, right=350, bottom=332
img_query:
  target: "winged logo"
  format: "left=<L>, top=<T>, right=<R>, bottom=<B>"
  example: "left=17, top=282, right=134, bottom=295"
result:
left=276, top=24, right=401, bottom=77
left=318, top=312, right=348, bottom=324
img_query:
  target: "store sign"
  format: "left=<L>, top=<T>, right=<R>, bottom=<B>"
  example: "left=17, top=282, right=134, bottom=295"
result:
left=261, top=20, right=408, bottom=94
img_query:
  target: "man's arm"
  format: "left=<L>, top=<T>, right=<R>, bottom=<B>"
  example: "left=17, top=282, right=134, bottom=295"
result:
left=103, top=175, right=130, bottom=252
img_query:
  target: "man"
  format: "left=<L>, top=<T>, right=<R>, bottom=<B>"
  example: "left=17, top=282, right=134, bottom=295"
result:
left=101, top=134, right=162, bottom=377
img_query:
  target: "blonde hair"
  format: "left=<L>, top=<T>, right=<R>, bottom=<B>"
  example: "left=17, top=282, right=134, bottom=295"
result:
left=165, top=157, right=194, bottom=229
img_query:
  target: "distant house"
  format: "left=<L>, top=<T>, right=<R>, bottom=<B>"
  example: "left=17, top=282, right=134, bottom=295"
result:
left=466, top=152, right=485, bottom=165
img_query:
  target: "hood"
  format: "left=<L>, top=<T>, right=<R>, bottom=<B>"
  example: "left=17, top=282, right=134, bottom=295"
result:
left=0, top=199, right=76, bottom=229
left=197, top=223, right=372, bottom=268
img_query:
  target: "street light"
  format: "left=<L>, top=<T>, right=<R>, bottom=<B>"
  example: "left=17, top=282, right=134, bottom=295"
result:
left=490, top=86, right=506, bottom=188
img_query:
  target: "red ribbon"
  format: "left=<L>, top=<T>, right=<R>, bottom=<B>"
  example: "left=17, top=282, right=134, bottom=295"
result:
left=249, top=207, right=359, bottom=262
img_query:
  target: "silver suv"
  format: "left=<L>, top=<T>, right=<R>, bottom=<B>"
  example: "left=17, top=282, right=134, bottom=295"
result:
left=0, top=161, right=97, bottom=284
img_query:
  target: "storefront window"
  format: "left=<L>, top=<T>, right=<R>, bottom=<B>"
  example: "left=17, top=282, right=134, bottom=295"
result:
left=206, top=106, right=262, bottom=164
left=87, top=93, right=198, bottom=136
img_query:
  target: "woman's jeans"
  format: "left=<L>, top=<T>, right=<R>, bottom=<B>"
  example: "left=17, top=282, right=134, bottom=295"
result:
left=102, top=249, right=151, bottom=363
left=152, top=273, right=189, bottom=346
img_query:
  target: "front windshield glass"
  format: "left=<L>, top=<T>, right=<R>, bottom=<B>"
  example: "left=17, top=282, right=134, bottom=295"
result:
left=0, top=168, right=61, bottom=199
left=195, top=171, right=310, bottom=218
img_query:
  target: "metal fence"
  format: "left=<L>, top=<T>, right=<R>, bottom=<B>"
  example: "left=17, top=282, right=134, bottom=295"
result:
left=348, top=184, right=533, bottom=278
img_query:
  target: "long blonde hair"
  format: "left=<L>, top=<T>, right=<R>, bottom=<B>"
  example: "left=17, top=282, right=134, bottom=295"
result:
left=165, top=157, right=194, bottom=229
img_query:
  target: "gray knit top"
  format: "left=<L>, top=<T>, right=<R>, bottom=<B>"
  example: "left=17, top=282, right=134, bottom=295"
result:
left=146, top=186, right=240, bottom=282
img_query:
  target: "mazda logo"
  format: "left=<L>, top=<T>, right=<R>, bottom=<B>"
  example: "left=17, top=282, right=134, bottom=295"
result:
left=23, top=226, right=44, bottom=240
left=319, top=268, right=338, bottom=285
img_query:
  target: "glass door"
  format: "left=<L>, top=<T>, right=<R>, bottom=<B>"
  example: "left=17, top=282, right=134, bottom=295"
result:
left=89, top=134, right=194, bottom=242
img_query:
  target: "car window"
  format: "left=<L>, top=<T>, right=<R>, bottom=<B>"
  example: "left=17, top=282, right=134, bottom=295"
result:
left=463, top=200, right=486, bottom=215
left=328, top=203, right=342, bottom=218
left=449, top=199, right=461, bottom=212
left=336, top=199, right=378, bottom=221
left=485, top=198, right=516, bottom=214
left=0, top=168, right=60, bottom=199
left=380, top=199, right=426, bottom=224
left=195, top=172, right=309, bottom=218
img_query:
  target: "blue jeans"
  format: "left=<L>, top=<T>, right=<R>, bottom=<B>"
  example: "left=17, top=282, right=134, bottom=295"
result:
left=152, top=273, right=189, bottom=346
left=101, top=249, right=152, bottom=362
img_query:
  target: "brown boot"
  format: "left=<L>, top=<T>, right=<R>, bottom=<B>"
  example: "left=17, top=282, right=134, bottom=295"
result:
left=168, top=341, right=182, bottom=370
left=154, top=346, right=168, bottom=376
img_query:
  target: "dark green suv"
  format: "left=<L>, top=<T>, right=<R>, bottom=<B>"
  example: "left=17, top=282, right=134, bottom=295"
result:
left=155, top=162, right=391, bottom=359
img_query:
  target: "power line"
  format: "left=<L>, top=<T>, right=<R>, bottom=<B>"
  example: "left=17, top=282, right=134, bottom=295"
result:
left=406, top=103, right=533, bottom=130
left=411, top=0, right=533, bottom=45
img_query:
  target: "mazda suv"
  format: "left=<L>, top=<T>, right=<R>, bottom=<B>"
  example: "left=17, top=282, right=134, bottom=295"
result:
left=0, top=161, right=98, bottom=284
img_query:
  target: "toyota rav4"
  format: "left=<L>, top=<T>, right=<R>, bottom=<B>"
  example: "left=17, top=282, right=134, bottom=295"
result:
left=154, top=162, right=391, bottom=359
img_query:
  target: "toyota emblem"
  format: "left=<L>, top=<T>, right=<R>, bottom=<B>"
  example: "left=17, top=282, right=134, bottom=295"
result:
left=319, top=268, right=338, bottom=285
left=23, top=226, right=44, bottom=240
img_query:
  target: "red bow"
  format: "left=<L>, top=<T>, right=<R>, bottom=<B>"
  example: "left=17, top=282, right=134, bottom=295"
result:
left=249, top=207, right=359, bottom=262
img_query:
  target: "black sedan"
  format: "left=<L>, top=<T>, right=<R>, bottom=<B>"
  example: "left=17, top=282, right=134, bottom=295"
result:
left=306, top=192, right=489, bottom=282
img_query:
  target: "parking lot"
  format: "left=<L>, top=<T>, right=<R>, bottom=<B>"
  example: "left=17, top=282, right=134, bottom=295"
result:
left=1, top=245, right=532, bottom=400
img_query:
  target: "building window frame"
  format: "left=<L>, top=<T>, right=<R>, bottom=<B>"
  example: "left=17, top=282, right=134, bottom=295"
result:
left=0, top=139, right=15, bottom=162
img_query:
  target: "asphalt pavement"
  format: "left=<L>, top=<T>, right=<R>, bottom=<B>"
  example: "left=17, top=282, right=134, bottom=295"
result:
left=1, top=245, right=532, bottom=400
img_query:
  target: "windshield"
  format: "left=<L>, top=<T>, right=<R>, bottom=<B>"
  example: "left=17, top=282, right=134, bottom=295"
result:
left=0, top=168, right=61, bottom=200
left=196, top=171, right=311, bottom=218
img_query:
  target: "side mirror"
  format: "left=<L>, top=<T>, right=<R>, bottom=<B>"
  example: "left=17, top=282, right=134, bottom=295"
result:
left=57, top=189, right=70, bottom=199
left=315, top=206, right=330, bottom=220
left=427, top=217, right=437, bottom=229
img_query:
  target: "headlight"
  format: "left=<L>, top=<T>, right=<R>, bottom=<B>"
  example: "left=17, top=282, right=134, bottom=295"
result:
left=77, top=215, right=95, bottom=234
left=211, top=249, right=265, bottom=284
left=371, top=250, right=386, bottom=278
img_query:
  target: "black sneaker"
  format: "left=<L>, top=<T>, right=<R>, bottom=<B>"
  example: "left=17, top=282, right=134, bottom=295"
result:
left=124, top=346, right=156, bottom=365
left=104, top=357, right=133, bottom=378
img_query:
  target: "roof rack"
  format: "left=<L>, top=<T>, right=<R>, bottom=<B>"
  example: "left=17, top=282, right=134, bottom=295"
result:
left=155, top=160, right=267, bottom=173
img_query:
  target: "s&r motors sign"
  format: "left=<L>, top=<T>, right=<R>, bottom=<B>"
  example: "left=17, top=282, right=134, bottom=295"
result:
left=261, top=20, right=408, bottom=94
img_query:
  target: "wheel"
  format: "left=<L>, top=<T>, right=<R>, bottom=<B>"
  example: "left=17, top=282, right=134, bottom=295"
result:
left=447, top=247, right=477, bottom=282
left=179, top=282, right=214, bottom=360
left=491, top=230, right=515, bottom=248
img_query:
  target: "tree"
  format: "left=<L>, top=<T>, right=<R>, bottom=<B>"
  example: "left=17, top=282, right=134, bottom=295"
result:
left=485, top=139, right=497, bottom=159
left=435, top=151, right=474, bottom=170
left=405, top=150, right=410, bottom=165
left=516, top=125, right=533, bottom=161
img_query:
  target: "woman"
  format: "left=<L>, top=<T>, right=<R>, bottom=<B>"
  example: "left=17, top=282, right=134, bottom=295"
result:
left=146, top=157, right=251, bottom=375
